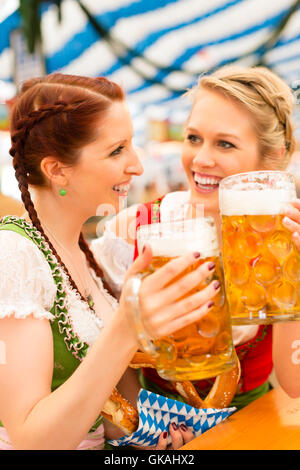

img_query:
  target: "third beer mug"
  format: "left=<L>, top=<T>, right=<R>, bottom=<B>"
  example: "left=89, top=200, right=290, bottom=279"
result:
left=220, top=171, right=299, bottom=324
left=127, top=217, right=236, bottom=381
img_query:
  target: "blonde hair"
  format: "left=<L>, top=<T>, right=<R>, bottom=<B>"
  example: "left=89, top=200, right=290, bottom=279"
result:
left=189, top=65, right=295, bottom=170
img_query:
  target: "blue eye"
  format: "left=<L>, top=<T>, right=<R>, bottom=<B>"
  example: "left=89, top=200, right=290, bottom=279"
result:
left=218, top=140, right=235, bottom=149
left=110, top=145, right=125, bottom=156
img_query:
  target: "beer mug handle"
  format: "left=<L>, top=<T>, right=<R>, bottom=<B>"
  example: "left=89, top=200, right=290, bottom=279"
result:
left=125, top=274, right=159, bottom=358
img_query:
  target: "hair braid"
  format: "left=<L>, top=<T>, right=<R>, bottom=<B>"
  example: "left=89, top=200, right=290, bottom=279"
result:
left=13, top=158, right=84, bottom=297
left=15, top=101, right=71, bottom=133
left=9, top=102, right=116, bottom=305
left=246, top=80, right=293, bottom=153
left=79, top=233, right=115, bottom=297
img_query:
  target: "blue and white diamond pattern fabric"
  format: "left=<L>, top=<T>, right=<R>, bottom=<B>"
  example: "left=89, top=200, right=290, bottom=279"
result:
left=108, top=389, right=236, bottom=447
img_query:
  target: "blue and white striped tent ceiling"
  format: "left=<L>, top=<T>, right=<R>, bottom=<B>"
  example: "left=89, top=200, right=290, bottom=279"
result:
left=1, top=0, right=300, bottom=131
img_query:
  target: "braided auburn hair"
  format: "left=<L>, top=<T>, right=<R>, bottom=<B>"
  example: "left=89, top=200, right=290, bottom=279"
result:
left=9, top=73, right=125, bottom=300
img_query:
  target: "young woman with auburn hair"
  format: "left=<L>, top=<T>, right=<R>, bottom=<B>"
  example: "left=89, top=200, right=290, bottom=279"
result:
left=0, top=74, right=220, bottom=449
left=93, top=65, right=300, bottom=409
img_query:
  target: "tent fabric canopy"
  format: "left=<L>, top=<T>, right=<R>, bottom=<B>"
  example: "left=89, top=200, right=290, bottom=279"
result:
left=0, top=0, right=300, bottom=201
left=1, top=1, right=300, bottom=93
left=0, top=0, right=299, bottom=143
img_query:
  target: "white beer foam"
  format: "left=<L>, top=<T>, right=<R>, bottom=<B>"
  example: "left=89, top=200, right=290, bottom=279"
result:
left=220, top=188, right=296, bottom=216
left=137, top=218, right=219, bottom=258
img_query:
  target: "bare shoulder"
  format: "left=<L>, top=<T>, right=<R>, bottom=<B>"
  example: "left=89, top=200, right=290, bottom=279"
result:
left=0, top=315, right=53, bottom=433
left=108, top=204, right=139, bottom=246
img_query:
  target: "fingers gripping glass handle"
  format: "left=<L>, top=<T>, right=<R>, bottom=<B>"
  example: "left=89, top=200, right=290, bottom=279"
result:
left=126, top=274, right=159, bottom=358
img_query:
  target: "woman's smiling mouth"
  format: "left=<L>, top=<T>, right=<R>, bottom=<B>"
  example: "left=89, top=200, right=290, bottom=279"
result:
left=193, top=172, right=222, bottom=193
left=112, top=182, right=131, bottom=196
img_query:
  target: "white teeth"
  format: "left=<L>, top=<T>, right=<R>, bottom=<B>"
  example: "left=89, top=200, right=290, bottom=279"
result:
left=194, top=174, right=220, bottom=185
left=112, top=184, right=130, bottom=192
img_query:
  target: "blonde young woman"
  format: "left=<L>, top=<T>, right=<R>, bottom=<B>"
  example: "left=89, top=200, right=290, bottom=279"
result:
left=92, top=65, right=300, bottom=409
left=0, top=74, right=222, bottom=450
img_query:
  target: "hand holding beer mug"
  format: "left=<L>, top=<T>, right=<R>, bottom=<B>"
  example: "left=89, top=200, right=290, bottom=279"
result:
left=220, top=171, right=300, bottom=324
left=125, top=217, right=236, bottom=381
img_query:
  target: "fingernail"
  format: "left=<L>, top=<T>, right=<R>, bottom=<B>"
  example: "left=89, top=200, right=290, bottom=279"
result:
left=208, top=301, right=214, bottom=309
left=283, top=216, right=291, bottom=225
left=193, top=252, right=201, bottom=259
left=180, top=424, right=188, bottom=432
left=293, top=232, right=300, bottom=239
left=208, top=262, right=215, bottom=271
left=163, top=431, right=168, bottom=439
left=172, top=422, right=178, bottom=430
left=214, top=281, right=220, bottom=290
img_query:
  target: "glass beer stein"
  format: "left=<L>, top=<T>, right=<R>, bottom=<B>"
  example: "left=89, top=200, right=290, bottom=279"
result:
left=220, top=170, right=299, bottom=325
left=126, top=217, right=236, bottom=381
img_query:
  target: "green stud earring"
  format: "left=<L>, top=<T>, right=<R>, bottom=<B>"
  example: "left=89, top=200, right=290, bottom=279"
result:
left=59, top=189, right=67, bottom=196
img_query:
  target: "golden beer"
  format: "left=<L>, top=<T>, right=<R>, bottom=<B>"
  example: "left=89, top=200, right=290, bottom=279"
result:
left=136, top=217, right=236, bottom=381
left=220, top=171, right=299, bottom=325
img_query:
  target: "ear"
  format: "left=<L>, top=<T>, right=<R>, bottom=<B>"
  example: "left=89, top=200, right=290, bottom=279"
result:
left=40, top=156, right=70, bottom=187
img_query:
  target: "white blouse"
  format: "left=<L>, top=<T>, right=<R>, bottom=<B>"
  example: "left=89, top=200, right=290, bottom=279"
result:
left=91, top=191, right=259, bottom=346
left=0, top=229, right=118, bottom=347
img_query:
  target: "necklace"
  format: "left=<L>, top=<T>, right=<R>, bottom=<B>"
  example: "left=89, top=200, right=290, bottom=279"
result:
left=43, top=224, right=95, bottom=309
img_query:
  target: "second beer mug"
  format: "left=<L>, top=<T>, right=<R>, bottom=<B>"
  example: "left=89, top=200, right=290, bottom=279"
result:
left=220, top=170, right=300, bottom=325
left=127, top=217, right=236, bottom=381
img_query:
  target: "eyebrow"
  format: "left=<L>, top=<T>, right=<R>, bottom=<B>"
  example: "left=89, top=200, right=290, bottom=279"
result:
left=217, top=132, right=241, bottom=142
left=186, top=126, right=241, bottom=142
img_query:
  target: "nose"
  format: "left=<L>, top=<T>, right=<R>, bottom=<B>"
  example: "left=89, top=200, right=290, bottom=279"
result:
left=193, top=144, right=216, bottom=169
left=126, top=145, right=144, bottom=176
